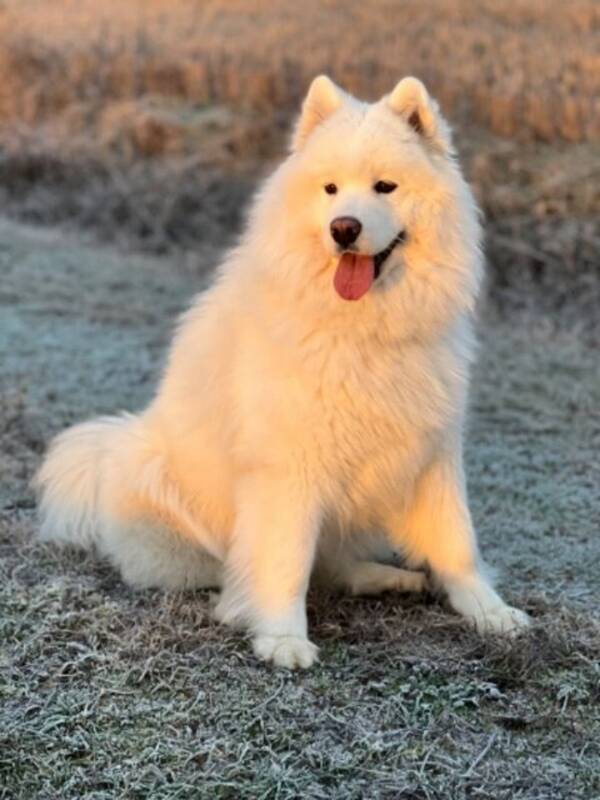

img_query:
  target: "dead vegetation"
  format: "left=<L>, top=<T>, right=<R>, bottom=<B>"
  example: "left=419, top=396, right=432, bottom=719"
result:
left=0, top=0, right=599, bottom=143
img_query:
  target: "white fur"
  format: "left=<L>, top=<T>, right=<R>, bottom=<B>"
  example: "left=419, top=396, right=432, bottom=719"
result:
left=35, top=76, right=529, bottom=668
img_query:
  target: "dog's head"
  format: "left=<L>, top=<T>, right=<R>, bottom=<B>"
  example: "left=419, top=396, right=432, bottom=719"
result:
left=247, top=76, right=482, bottom=335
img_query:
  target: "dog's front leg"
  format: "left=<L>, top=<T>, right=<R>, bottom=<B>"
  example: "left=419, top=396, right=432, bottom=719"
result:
left=387, top=448, right=530, bottom=634
left=214, top=472, right=321, bottom=669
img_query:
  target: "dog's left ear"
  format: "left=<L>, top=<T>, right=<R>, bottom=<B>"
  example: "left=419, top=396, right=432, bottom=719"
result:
left=387, top=77, right=452, bottom=154
left=292, top=75, right=345, bottom=151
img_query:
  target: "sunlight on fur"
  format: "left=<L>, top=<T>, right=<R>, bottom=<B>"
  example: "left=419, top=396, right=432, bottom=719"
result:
left=35, top=76, right=529, bottom=668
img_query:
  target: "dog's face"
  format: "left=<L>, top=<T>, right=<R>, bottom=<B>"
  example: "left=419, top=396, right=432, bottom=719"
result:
left=248, top=76, right=481, bottom=337
left=277, top=76, right=469, bottom=303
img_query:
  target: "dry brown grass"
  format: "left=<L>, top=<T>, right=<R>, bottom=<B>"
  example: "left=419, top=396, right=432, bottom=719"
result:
left=0, top=0, right=598, bottom=146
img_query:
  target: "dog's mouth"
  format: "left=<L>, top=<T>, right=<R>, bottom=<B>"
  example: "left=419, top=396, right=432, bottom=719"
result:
left=333, top=231, right=405, bottom=301
left=373, top=231, right=406, bottom=279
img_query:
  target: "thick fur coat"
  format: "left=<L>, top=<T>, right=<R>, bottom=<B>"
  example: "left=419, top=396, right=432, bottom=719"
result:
left=36, top=76, right=529, bottom=667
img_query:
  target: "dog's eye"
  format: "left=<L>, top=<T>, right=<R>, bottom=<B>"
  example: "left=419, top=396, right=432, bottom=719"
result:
left=324, top=183, right=338, bottom=195
left=374, top=180, right=397, bottom=194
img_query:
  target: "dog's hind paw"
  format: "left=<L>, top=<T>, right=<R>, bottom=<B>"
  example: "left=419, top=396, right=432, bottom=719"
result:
left=253, top=635, right=319, bottom=669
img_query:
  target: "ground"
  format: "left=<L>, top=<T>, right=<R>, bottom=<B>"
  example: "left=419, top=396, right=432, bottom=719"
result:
left=0, top=219, right=598, bottom=799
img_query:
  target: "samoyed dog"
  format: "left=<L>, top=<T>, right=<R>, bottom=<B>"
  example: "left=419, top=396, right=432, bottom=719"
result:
left=36, top=76, right=529, bottom=668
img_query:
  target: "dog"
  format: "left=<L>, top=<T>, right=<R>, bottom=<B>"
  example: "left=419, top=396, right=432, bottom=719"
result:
left=35, top=76, right=529, bottom=668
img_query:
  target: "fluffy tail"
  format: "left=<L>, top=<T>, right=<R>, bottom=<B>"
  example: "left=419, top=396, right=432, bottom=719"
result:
left=34, top=415, right=135, bottom=549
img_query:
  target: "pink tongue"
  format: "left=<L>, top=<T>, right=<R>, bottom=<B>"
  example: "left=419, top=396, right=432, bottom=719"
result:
left=333, top=253, right=375, bottom=301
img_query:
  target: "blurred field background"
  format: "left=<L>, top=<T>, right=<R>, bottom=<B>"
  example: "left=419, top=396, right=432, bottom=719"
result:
left=2, top=0, right=599, bottom=140
left=0, top=0, right=598, bottom=323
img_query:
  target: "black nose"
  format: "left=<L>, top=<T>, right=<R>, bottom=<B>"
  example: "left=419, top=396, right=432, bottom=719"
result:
left=330, top=216, right=362, bottom=249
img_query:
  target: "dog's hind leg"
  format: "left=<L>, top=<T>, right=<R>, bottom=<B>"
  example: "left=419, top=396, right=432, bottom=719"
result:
left=36, top=414, right=223, bottom=591
left=98, top=516, right=222, bottom=591
left=314, top=532, right=427, bottom=596
left=335, top=561, right=427, bottom=596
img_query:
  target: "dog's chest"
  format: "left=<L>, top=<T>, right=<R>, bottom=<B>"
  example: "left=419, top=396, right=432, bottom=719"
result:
left=300, top=341, right=454, bottom=498
left=237, top=326, right=462, bottom=510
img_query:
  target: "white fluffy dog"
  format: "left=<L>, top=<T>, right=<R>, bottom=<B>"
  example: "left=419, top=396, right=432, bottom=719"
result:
left=36, top=76, right=529, bottom=668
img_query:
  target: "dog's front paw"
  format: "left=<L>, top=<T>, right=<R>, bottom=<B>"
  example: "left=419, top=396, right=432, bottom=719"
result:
left=470, top=604, right=531, bottom=636
left=253, top=635, right=319, bottom=669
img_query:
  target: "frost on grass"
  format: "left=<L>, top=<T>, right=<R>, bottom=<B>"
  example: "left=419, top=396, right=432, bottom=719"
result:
left=1, top=223, right=599, bottom=799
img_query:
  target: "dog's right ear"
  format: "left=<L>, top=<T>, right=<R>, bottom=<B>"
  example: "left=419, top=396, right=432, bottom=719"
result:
left=292, top=75, right=345, bottom=151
